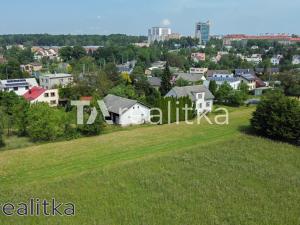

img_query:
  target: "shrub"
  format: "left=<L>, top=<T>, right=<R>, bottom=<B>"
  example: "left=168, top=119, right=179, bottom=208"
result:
left=27, top=103, right=69, bottom=142
left=251, top=90, right=300, bottom=144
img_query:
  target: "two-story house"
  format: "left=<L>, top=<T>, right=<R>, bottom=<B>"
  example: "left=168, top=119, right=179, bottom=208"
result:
left=165, top=85, right=214, bottom=115
left=39, top=73, right=73, bottom=89
left=23, top=86, right=59, bottom=107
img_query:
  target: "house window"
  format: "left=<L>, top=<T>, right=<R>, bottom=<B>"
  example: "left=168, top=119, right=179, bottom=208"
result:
left=44, top=93, right=49, bottom=97
left=51, top=92, right=55, bottom=97
left=197, top=93, right=202, bottom=99
left=199, top=103, right=202, bottom=108
left=13, top=87, right=18, bottom=91
left=206, top=102, right=210, bottom=107
left=50, top=100, right=56, bottom=105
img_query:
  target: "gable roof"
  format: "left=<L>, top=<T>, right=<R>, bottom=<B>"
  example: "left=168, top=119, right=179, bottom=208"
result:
left=240, top=73, right=256, bottom=81
left=235, top=68, right=255, bottom=75
left=206, top=70, right=231, bottom=77
left=208, top=77, right=240, bottom=83
left=166, top=85, right=214, bottom=101
left=23, top=86, right=45, bottom=101
left=103, top=94, right=141, bottom=115
left=175, top=73, right=204, bottom=82
left=147, top=77, right=162, bottom=87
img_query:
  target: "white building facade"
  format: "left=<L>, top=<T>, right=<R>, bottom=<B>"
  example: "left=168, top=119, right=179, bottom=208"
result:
left=148, top=27, right=171, bottom=43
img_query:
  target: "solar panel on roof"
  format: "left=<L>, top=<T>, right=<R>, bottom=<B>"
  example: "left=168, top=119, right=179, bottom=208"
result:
left=5, top=83, right=29, bottom=87
left=6, top=79, right=26, bottom=83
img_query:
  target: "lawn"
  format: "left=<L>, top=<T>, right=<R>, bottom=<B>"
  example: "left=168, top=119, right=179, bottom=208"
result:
left=0, top=107, right=299, bottom=225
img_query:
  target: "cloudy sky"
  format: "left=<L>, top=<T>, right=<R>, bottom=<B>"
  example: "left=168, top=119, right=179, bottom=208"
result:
left=0, top=0, right=299, bottom=35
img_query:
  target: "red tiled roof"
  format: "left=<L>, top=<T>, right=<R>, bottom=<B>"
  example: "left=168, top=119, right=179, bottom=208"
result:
left=80, top=96, right=93, bottom=101
left=23, top=86, right=45, bottom=101
left=224, top=34, right=300, bottom=42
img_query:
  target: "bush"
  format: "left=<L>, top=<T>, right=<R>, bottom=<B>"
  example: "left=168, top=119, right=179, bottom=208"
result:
left=27, top=103, right=69, bottom=142
left=251, top=90, right=300, bottom=144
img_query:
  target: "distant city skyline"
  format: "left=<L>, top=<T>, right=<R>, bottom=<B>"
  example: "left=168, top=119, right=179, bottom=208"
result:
left=0, top=0, right=299, bottom=36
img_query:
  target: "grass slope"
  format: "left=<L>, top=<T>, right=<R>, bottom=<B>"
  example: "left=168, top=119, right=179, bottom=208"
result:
left=0, top=107, right=299, bottom=225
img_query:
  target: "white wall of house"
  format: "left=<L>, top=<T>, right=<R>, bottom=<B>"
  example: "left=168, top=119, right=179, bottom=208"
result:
left=194, top=92, right=213, bottom=114
left=214, top=80, right=241, bottom=90
left=240, top=78, right=256, bottom=90
left=31, top=89, right=59, bottom=107
left=0, top=78, right=38, bottom=96
left=119, top=103, right=150, bottom=126
left=40, top=74, right=73, bottom=89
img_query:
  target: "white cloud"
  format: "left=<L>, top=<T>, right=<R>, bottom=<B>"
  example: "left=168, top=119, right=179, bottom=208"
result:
left=161, top=19, right=171, bottom=26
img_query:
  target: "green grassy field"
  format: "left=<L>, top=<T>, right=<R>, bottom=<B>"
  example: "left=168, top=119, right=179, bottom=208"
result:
left=0, top=107, right=299, bottom=225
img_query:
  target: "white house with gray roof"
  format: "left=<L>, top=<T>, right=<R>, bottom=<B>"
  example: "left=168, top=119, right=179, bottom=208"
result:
left=175, top=73, right=206, bottom=85
left=165, top=85, right=214, bottom=114
left=103, top=94, right=151, bottom=126
left=0, top=78, right=38, bottom=96
left=39, top=73, right=73, bottom=89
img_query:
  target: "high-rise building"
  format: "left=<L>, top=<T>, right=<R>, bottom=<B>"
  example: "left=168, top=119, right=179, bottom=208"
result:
left=195, top=21, right=211, bottom=44
left=148, top=27, right=172, bottom=43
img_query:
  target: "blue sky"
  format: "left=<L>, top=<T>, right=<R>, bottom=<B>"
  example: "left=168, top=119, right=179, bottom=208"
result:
left=0, top=0, right=299, bottom=35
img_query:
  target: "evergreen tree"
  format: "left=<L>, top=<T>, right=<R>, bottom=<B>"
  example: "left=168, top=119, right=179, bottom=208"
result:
left=160, top=62, right=172, bottom=96
left=208, top=80, right=218, bottom=96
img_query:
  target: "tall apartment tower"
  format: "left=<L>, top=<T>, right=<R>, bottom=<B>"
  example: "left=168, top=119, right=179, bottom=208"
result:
left=195, top=21, right=211, bottom=44
left=148, top=27, right=172, bottom=43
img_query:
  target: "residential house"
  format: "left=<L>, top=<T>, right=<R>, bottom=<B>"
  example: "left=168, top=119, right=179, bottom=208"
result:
left=206, top=70, right=231, bottom=77
left=255, top=67, right=280, bottom=75
left=246, top=54, right=262, bottom=64
left=271, top=55, right=283, bottom=65
left=147, top=77, right=161, bottom=91
left=20, top=63, right=43, bottom=74
left=103, top=94, right=151, bottom=126
left=239, top=74, right=257, bottom=90
left=175, top=73, right=206, bottom=85
left=189, top=67, right=208, bottom=74
left=235, top=68, right=255, bottom=76
left=116, top=60, right=136, bottom=74
left=191, top=53, right=206, bottom=63
left=207, top=76, right=241, bottom=90
left=23, top=86, right=59, bottom=107
left=0, top=78, right=38, bottom=96
left=165, top=85, right=214, bottom=114
left=39, top=73, right=73, bottom=89
left=292, top=55, right=300, bottom=65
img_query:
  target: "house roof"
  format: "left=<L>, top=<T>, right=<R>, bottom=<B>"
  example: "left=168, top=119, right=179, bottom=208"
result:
left=0, top=78, right=38, bottom=88
left=23, top=86, right=45, bottom=101
left=240, top=73, right=256, bottom=81
left=80, top=96, right=93, bottom=101
left=206, top=70, right=231, bottom=77
left=175, top=73, right=204, bottom=82
left=166, top=85, right=214, bottom=101
left=40, top=73, right=72, bottom=79
left=147, top=77, right=162, bottom=87
left=255, top=67, right=280, bottom=73
left=103, top=94, right=140, bottom=115
left=208, top=77, right=240, bottom=83
left=235, top=68, right=255, bottom=75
